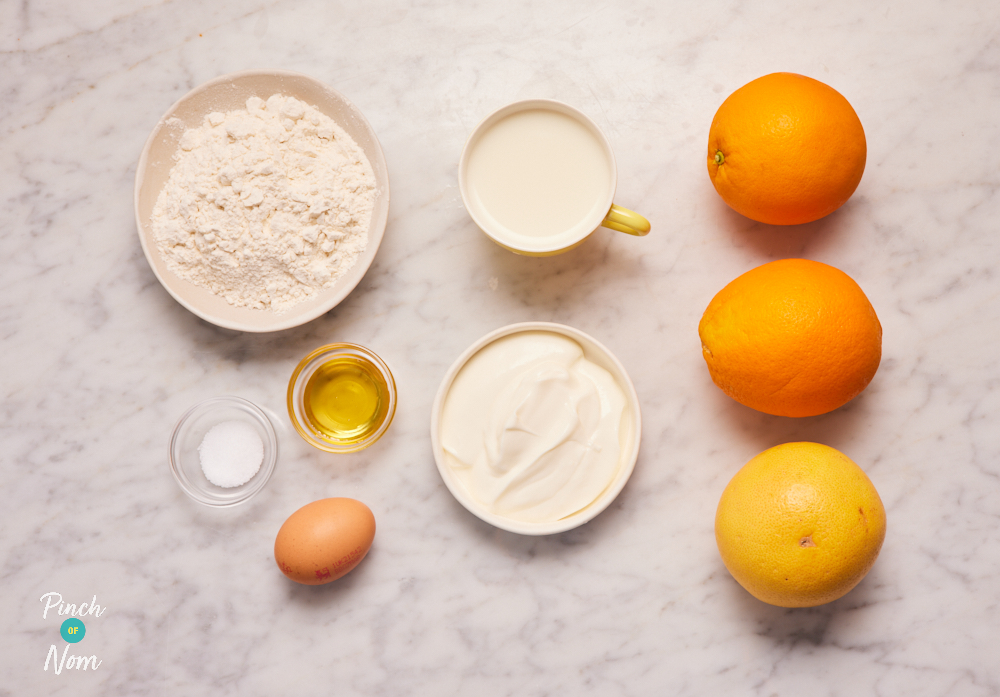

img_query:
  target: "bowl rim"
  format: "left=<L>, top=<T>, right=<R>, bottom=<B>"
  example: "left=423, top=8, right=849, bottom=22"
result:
left=286, top=343, right=398, bottom=453
left=134, top=69, right=390, bottom=332
left=169, top=395, right=278, bottom=507
left=430, top=321, right=642, bottom=535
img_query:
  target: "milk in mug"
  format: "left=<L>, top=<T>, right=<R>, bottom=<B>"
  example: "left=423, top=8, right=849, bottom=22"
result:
left=464, top=109, right=614, bottom=240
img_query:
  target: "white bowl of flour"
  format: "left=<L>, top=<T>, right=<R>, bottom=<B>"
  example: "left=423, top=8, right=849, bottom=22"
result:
left=135, top=70, right=389, bottom=332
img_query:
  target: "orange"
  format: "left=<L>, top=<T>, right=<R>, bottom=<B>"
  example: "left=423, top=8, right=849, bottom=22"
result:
left=715, top=442, right=886, bottom=607
left=699, top=258, right=881, bottom=417
left=708, top=72, right=866, bottom=225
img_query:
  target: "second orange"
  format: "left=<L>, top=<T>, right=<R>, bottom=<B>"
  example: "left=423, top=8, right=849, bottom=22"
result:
left=699, top=259, right=881, bottom=417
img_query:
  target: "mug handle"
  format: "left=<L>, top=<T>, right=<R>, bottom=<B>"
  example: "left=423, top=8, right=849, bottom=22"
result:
left=602, top=204, right=651, bottom=236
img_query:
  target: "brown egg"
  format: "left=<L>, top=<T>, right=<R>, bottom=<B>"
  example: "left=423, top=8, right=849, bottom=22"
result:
left=274, top=498, right=376, bottom=585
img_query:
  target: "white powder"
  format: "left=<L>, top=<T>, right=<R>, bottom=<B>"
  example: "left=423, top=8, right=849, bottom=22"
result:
left=151, top=94, right=376, bottom=312
left=199, top=420, right=264, bottom=488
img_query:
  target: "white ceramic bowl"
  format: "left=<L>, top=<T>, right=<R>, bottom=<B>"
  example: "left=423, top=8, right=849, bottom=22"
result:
left=134, top=70, right=390, bottom=332
left=431, top=322, right=642, bottom=535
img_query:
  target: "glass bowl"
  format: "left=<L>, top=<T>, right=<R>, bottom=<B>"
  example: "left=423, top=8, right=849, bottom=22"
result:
left=287, top=344, right=397, bottom=453
left=169, top=396, right=278, bottom=507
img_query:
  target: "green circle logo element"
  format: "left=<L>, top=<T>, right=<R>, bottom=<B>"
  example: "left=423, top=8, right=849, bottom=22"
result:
left=60, top=618, right=86, bottom=643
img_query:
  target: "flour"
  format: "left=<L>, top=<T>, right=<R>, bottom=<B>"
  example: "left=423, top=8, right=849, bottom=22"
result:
left=151, top=94, right=375, bottom=312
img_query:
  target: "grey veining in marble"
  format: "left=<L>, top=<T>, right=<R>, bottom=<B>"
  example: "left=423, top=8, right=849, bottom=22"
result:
left=2, top=1, right=1000, bottom=695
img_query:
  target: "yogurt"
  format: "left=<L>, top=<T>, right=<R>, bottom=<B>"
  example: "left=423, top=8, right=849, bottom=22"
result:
left=439, top=331, right=629, bottom=524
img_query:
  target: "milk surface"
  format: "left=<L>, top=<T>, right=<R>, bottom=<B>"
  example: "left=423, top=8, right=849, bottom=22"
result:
left=465, top=109, right=613, bottom=239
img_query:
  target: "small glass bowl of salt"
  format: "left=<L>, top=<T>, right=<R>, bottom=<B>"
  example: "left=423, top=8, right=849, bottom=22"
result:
left=169, top=396, right=277, bottom=507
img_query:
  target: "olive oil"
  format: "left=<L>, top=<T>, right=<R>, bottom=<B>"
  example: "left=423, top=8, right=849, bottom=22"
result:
left=303, top=355, right=390, bottom=445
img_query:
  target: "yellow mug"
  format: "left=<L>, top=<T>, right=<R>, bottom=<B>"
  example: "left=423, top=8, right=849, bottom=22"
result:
left=459, top=99, right=651, bottom=257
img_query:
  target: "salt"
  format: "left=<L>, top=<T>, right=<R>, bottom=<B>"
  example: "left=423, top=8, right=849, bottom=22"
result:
left=199, top=420, right=264, bottom=488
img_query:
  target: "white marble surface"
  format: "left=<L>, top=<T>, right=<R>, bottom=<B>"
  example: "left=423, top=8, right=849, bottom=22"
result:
left=2, top=1, right=999, bottom=694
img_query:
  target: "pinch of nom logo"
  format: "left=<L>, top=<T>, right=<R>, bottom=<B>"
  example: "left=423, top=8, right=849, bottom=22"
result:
left=40, top=592, right=106, bottom=675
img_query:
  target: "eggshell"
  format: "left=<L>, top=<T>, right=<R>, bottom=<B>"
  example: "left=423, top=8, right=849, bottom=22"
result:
left=274, top=498, right=376, bottom=585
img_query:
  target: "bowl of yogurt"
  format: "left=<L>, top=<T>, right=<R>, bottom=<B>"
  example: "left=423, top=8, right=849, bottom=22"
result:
left=431, top=322, right=642, bottom=535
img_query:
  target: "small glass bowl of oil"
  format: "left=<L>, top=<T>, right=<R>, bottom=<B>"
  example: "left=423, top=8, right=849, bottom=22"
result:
left=287, top=343, right=397, bottom=453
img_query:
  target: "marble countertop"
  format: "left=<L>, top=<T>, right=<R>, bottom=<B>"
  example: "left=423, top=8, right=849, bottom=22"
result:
left=3, top=1, right=999, bottom=694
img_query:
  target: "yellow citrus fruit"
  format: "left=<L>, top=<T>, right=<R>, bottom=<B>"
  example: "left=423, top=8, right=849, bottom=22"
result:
left=708, top=72, right=866, bottom=225
left=715, top=442, right=886, bottom=607
left=699, top=258, right=881, bottom=417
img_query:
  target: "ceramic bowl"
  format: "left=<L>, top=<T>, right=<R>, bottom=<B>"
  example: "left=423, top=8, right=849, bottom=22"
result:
left=134, top=70, right=390, bottom=332
left=430, top=322, right=642, bottom=535
left=169, top=396, right=278, bottom=507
